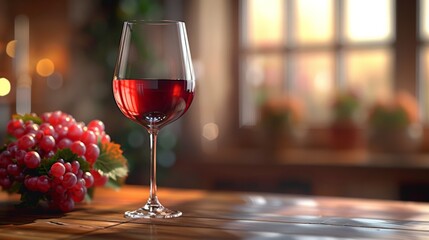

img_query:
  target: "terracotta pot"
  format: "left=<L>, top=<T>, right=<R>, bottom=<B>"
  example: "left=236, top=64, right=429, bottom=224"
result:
left=329, top=120, right=363, bottom=150
left=368, top=125, right=422, bottom=153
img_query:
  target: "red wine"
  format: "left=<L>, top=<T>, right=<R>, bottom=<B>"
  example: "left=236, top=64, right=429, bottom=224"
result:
left=113, top=79, right=194, bottom=129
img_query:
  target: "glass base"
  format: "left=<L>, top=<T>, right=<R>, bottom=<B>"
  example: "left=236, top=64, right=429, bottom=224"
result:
left=124, top=198, right=182, bottom=219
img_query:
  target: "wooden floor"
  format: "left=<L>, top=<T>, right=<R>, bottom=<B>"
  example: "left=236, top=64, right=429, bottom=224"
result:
left=1, top=185, right=429, bottom=239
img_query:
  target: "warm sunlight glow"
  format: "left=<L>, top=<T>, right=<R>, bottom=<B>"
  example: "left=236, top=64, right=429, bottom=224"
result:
left=246, top=0, right=284, bottom=47
left=295, top=0, right=334, bottom=45
left=291, top=52, right=335, bottom=124
left=36, top=58, right=55, bottom=77
left=0, top=78, right=11, bottom=96
left=345, top=49, right=392, bottom=106
left=6, top=40, right=16, bottom=58
left=344, top=0, right=393, bottom=43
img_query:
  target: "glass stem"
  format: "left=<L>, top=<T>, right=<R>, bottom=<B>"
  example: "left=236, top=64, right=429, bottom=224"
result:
left=148, top=128, right=159, bottom=205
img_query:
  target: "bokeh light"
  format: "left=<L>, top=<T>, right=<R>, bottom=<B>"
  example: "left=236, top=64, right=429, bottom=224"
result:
left=0, top=77, right=11, bottom=96
left=202, top=122, right=219, bottom=141
left=36, top=58, right=55, bottom=77
left=6, top=40, right=16, bottom=58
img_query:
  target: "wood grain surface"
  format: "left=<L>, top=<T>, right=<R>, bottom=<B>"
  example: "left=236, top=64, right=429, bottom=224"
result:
left=1, top=185, right=429, bottom=239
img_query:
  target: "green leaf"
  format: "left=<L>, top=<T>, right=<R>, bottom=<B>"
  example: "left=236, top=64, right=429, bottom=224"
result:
left=86, top=187, right=95, bottom=200
left=94, top=142, right=128, bottom=181
left=13, top=113, right=42, bottom=124
left=105, top=177, right=122, bottom=190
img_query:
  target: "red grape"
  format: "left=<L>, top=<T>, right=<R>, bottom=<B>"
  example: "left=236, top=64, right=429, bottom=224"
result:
left=58, top=138, right=72, bottom=149
left=85, top=143, right=100, bottom=164
left=71, top=186, right=86, bottom=202
left=0, top=151, right=12, bottom=168
left=7, top=144, right=18, bottom=155
left=24, top=176, right=38, bottom=191
left=54, top=184, right=66, bottom=194
left=88, top=120, right=105, bottom=133
left=71, top=141, right=86, bottom=156
left=7, top=164, right=20, bottom=176
left=48, top=111, right=62, bottom=126
left=71, top=161, right=80, bottom=174
left=0, top=168, right=7, bottom=178
left=62, top=172, right=77, bottom=189
left=24, top=151, right=41, bottom=169
left=0, top=177, right=12, bottom=189
left=37, top=175, right=51, bottom=193
left=101, top=134, right=111, bottom=143
left=51, top=162, right=66, bottom=178
left=41, top=112, right=51, bottom=122
left=40, top=123, right=55, bottom=136
left=59, top=198, right=75, bottom=212
left=40, top=135, right=56, bottom=152
left=80, top=130, right=97, bottom=145
left=13, top=128, right=25, bottom=138
left=18, top=134, right=36, bottom=150
left=7, top=119, right=24, bottom=134
left=25, top=123, right=39, bottom=134
left=83, top=172, right=94, bottom=188
left=68, top=124, right=83, bottom=141
left=55, top=125, right=68, bottom=139
left=35, top=130, right=44, bottom=141
left=60, top=116, right=74, bottom=127
left=15, top=150, right=27, bottom=166
left=64, top=162, right=72, bottom=172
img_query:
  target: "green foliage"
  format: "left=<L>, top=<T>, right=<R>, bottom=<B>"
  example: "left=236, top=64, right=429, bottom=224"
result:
left=94, top=142, right=128, bottom=183
left=261, top=111, right=292, bottom=132
left=333, top=93, right=360, bottom=121
left=369, top=106, right=410, bottom=129
left=13, top=113, right=42, bottom=125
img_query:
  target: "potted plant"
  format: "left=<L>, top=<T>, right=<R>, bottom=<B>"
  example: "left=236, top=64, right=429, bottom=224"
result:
left=329, top=90, right=363, bottom=150
left=258, top=96, right=305, bottom=149
left=367, top=91, right=422, bottom=153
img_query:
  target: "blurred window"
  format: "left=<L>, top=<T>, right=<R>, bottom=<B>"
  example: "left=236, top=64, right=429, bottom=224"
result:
left=240, top=0, right=394, bottom=126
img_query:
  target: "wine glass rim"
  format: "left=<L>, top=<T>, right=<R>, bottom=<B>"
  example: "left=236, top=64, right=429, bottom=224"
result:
left=125, top=20, right=185, bottom=25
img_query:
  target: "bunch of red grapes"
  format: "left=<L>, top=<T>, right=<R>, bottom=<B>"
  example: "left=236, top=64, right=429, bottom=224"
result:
left=0, top=111, right=111, bottom=212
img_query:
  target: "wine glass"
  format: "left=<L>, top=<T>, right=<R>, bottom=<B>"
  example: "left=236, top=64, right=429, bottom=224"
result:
left=112, top=20, right=195, bottom=218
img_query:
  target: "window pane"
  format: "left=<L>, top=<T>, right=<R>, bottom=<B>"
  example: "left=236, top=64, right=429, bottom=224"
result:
left=240, top=54, right=285, bottom=126
left=420, top=0, right=429, bottom=40
left=294, top=0, right=334, bottom=45
left=344, top=0, right=393, bottom=43
left=243, top=0, right=285, bottom=48
left=290, top=51, right=335, bottom=125
left=344, top=48, right=393, bottom=111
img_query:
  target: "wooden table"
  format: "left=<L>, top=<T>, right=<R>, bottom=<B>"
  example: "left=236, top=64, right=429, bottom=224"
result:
left=1, top=185, right=429, bottom=239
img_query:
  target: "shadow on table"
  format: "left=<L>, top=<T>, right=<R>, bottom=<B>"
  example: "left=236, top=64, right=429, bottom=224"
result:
left=0, top=200, right=64, bottom=225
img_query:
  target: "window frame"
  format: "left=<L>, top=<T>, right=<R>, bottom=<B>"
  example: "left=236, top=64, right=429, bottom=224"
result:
left=238, top=0, right=419, bottom=128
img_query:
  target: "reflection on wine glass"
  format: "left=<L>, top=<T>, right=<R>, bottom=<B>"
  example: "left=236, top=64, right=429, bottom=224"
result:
left=113, top=20, right=195, bottom=218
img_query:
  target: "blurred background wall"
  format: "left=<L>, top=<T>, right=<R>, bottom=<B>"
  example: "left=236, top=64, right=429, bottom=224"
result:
left=1, top=0, right=429, bottom=202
